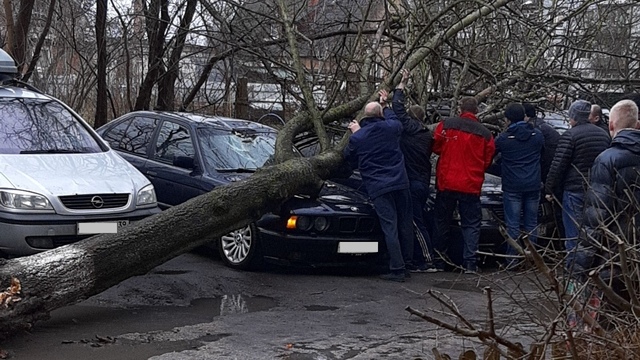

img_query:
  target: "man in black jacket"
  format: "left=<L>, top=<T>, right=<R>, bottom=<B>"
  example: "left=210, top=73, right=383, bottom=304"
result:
left=523, top=103, right=560, bottom=183
left=544, top=99, right=610, bottom=269
left=572, top=99, right=639, bottom=294
left=389, top=69, right=436, bottom=272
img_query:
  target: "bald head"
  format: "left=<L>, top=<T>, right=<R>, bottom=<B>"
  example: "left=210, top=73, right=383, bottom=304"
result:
left=364, top=102, right=383, bottom=118
left=609, top=100, right=639, bottom=137
left=589, top=104, right=602, bottom=124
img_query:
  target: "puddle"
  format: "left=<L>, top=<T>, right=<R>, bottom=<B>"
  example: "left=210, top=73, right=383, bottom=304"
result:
left=2, top=294, right=277, bottom=360
left=304, top=305, right=339, bottom=311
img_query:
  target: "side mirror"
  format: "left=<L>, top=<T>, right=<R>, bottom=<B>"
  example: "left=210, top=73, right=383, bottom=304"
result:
left=173, top=155, right=195, bottom=170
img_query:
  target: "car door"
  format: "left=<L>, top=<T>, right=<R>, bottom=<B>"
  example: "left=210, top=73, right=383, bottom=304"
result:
left=100, top=115, right=158, bottom=175
left=146, top=118, right=209, bottom=208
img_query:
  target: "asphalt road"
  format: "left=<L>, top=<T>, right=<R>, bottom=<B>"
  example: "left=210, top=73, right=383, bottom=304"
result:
left=2, top=252, right=545, bottom=360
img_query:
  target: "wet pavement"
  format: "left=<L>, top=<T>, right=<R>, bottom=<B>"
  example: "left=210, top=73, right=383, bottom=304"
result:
left=1, top=252, right=546, bottom=359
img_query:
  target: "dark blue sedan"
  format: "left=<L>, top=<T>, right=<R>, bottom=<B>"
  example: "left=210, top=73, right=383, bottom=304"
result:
left=96, top=112, right=383, bottom=270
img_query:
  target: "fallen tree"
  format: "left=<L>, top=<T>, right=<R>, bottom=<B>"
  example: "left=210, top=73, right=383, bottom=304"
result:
left=0, top=151, right=342, bottom=339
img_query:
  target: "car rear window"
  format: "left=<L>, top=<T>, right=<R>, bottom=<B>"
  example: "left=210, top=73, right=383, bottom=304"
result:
left=0, top=98, right=103, bottom=154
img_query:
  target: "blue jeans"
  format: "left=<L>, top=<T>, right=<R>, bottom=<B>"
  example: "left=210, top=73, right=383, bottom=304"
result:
left=562, top=191, right=584, bottom=267
left=372, top=189, right=414, bottom=272
left=503, top=190, right=540, bottom=258
left=433, top=190, right=481, bottom=271
left=410, top=180, right=433, bottom=265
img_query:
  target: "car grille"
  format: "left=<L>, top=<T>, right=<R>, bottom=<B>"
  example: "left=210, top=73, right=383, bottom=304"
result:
left=59, top=194, right=130, bottom=210
left=338, top=216, right=375, bottom=233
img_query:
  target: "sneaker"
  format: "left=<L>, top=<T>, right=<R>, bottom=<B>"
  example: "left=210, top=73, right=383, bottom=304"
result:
left=425, top=267, right=442, bottom=273
left=464, top=268, right=478, bottom=275
left=380, top=272, right=406, bottom=282
left=408, top=264, right=429, bottom=273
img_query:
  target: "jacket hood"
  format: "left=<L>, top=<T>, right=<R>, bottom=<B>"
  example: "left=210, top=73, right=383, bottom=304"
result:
left=612, top=129, right=640, bottom=155
left=507, top=121, right=535, bottom=141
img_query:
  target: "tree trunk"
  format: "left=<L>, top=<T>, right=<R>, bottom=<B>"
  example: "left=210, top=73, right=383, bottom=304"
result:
left=94, top=0, right=108, bottom=128
left=22, top=0, right=56, bottom=83
left=0, top=152, right=341, bottom=339
left=156, top=0, right=197, bottom=111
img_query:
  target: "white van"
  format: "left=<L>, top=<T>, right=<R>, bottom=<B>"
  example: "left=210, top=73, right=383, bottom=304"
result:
left=0, top=50, right=160, bottom=256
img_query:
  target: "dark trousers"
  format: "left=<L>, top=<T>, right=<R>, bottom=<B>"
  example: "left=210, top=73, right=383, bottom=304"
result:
left=372, top=189, right=414, bottom=272
left=410, top=180, right=433, bottom=265
left=433, top=190, right=481, bottom=271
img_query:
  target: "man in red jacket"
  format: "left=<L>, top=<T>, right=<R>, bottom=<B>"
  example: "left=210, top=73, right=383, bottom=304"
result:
left=431, top=97, right=495, bottom=273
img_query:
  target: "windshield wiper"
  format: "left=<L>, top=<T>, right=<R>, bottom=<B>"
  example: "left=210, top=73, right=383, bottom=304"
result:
left=20, top=149, right=87, bottom=154
left=215, top=168, right=257, bottom=173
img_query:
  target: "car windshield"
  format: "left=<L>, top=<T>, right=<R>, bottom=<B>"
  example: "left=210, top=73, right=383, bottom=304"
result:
left=0, top=98, right=103, bottom=154
left=197, top=127, right=277, bottom=172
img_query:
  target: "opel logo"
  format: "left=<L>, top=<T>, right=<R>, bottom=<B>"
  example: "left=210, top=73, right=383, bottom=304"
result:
left=91, top=196, right=105, bottom=209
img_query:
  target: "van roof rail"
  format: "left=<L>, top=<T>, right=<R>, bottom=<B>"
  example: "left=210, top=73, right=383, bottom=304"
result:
left=0, top=78, right=44, bottom=94
left=0, top=49, right=43, bottom=94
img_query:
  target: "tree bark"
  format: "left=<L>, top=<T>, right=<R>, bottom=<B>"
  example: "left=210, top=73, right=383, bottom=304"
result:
left=22, top=0, right=56, bottom=83
left=94, top=0, right=108, bottom=128
left=0, top=152, right=342, bottom=339
left=156, top=0, right=198, bottom=111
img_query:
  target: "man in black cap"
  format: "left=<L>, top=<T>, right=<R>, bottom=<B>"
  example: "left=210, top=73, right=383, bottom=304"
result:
left=544, top=99, right=610, bottom=269
left=495, top=103, right=544, bottom=268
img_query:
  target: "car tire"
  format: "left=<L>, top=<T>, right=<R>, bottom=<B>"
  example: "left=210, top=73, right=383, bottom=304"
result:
left=218, top=223, right=263, bottom=270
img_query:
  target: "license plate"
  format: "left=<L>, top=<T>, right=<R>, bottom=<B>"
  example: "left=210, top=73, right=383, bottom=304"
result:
left=77, top=220, right=129, bottom=235
left=338, top=242, right=378, bottom=254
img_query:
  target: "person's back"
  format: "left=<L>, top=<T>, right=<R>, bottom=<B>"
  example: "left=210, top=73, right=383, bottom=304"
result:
left=345, top=110, right=408, bottom=199
left=574, top=99, right=640, bottom=297
left=545, top=111, right=610, bottom=195
left=523, top=103, right=561, bottom=183
left=496, top=121, right=544, bottom=192
left=433, top=99, right=495, bottom=195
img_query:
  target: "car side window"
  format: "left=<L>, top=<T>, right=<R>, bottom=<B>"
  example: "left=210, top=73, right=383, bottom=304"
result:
left=154, top=121, right=194, bottom=163
left=102, top=119, right=132, bottom=150
left=120, top=117, right=158, bottom=156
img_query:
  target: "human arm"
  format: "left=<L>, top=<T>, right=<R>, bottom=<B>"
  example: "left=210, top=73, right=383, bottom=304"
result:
left=581, top=158, right=615, bottom=248
left=483, top=136, right=496, bottom=171
left=432, top=121, right=445, bottom=155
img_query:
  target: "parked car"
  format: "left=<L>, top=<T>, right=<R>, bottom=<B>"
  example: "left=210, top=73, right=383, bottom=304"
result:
left=0, top=50, right=160, bottom=257
left=542, top=110, right=570, bottom=134
left=96, top=111, right=384, bottom=270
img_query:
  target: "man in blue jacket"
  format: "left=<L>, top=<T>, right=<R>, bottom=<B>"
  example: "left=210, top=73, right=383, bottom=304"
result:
left=344, top=94, right=413, bottom=282
left=495, top=103, right=544, bottom=269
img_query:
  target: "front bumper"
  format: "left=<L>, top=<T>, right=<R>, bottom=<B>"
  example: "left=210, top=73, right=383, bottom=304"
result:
left=258, top=227, right=384, bottom=266
left=0, top=206, right=161, bottom=256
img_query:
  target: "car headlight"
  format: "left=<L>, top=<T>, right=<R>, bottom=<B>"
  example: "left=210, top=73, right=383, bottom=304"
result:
left=136, top=184, right=157, bottom=206
left=314, top=217, right=329, bottom=231
left=0, top=189, right=53, bottom=210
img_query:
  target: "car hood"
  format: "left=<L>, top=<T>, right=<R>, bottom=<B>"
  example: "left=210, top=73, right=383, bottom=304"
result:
left=285, top=180, right=376, bottom=215
left=0, top=152, right=150, bottom=196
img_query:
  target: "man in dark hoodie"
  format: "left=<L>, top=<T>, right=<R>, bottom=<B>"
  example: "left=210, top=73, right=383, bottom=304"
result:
left=544, top=99, right=610, bottom=268
left=495, top=103, right=544, bottom=268
left=389, top=69, right=436, bottom=273
left=572, top=99, right=640, bottom=297
left=344, top=95, right=413, bottom=282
